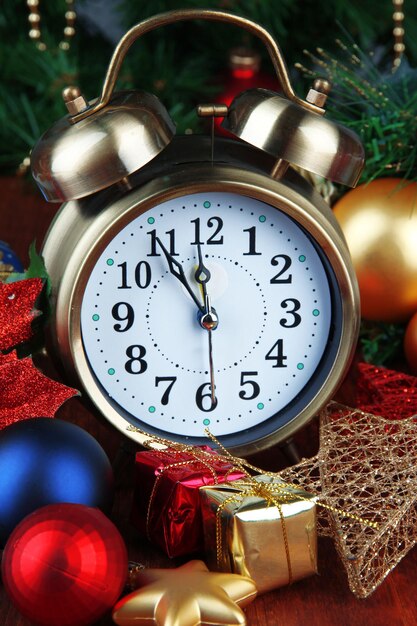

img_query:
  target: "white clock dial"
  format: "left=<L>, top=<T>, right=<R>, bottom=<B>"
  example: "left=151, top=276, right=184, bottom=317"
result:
left=80, top=191, right=333, bottom=440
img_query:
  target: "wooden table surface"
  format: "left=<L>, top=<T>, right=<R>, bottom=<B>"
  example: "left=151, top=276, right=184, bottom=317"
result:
left=1, top=175, right=416, bottom=626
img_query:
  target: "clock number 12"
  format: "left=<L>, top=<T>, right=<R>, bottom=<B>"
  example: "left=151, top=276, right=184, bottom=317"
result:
left=190, top=217, right=224, bottom=245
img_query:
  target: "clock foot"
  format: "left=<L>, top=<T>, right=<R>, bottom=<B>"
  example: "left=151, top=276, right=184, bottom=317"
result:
left=279, top=438, right=301, bottom=465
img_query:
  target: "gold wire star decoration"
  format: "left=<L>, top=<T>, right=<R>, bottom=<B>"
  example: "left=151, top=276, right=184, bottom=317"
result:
left=112, top=559, right=257, bottom=626
left=279, top=402, right=417, bottom=598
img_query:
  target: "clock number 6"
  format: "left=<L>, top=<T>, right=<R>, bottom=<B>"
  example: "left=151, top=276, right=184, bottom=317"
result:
left=239, top=371, right=260, bottom=400
left=196, top=382, right=217, bottom=412
left=124, top=345, right=148, bottom=374
left=155, top=376, right=177, bottom=405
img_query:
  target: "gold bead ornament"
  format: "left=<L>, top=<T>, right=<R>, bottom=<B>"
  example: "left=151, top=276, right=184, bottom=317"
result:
left=27, top=0, right=76, bottom=52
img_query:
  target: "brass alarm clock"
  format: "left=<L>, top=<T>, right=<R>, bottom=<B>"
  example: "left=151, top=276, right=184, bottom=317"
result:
left=31, top=9, right=364, bottom=457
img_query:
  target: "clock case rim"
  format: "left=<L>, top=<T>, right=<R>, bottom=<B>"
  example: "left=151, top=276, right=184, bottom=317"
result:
left=42, top=136, right=360, bottom=457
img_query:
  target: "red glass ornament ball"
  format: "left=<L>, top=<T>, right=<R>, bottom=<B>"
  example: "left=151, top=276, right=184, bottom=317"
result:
left=2, top=503, right=128, bottom=626
left=404, top=311, right=417, bottom=374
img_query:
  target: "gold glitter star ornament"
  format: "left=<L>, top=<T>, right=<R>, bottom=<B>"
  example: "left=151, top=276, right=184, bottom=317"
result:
left=112, top=560, right=257, bottom=626
left=279, top=402, right=417, bottom=597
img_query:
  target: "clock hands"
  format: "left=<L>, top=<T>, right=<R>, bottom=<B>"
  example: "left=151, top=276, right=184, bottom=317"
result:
left=157, top=237, right=218, bottom=410
left=156, top=237, right=204, bottom=313
left=199, top=293, right=218, bottom=409
left=195, top=243, right=211, bottom=301
left=195, top=244, right=218, bottom=409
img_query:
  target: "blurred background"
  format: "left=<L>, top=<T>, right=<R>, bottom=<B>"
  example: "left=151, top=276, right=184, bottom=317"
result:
left=3, top=0, right=417, bottom=369
left=1, top=0, right=416, bottom=173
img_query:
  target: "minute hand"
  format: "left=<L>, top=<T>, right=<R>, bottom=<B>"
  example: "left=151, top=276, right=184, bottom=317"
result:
left=156, top=237, right=204, bottom=313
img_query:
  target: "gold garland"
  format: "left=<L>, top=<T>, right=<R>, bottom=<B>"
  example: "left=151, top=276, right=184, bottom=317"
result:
left=203, top=427, right=379, bottom=530
left=27, top=0, right=76, bottom=52
left=127, top=424, right=379, bottom=531
left=392, top=0, right=405, bottom=72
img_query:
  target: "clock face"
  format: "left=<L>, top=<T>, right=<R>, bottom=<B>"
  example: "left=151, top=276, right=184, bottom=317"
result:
left=80, top=191, right=337, bottom=445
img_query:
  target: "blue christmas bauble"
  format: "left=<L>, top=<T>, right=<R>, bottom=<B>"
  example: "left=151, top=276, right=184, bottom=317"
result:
left=0, top=240, right=24, bottom=279
left=0, top=418, right=114, bottom=545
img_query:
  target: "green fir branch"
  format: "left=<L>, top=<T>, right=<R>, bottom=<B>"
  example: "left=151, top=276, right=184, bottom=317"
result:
left=1, top=0, right=417, bottom=173
left=298, top=41, right=417, bottom=183
left=360, top=321, right=406, bottom=366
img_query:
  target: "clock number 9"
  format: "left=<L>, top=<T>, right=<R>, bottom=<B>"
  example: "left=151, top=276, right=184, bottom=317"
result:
left=112, top=302, right=134, bottom=332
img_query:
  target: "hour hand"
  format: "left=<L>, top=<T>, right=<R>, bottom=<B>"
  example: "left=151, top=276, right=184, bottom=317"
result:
left=195, top=243, right=211, bottom=290
left=156, top=237, right=204, bottom=313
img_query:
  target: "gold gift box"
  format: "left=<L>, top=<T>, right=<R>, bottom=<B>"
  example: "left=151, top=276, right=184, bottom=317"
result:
left=200, top=475, right=318, bottom=594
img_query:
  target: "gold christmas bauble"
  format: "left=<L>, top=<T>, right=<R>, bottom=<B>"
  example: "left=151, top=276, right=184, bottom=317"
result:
left=333, top=178, right=417, bottom=322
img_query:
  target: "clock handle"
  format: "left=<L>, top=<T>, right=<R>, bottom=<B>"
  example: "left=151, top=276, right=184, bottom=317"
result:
left=71, top=8, right=324, bottom=124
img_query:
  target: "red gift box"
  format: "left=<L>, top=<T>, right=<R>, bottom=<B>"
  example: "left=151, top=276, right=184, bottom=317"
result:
left=130, top=446, right=246, bottom=558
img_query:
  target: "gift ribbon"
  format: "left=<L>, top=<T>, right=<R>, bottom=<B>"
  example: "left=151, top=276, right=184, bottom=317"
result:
left=127, top=424, right=379, bottom=566
left=201, top=430, right=380, bottom=586
left=211, top=479, right=295, bottom=584
left=202, top=431, right=305, bottom=584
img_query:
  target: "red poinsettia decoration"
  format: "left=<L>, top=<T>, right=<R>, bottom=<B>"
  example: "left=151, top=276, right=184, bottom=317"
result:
left=0, top=278, right=78, bottom=429
left=0, top=351, right=77, bottom=429
left=0, top=278, right=43, bottom=351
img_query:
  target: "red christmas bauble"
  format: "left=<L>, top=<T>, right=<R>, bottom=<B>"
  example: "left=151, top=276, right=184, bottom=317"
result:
left=215, top=47, right=280, bottom=135
left=404, top=311, right=417, bottom=374
left=2, top=503, right=128, bottom=626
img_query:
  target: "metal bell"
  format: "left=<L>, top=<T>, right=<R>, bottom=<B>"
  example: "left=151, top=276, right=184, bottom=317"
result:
left=31, top=88, right=175, bottom=202
left=222, top=87, right=364, bottom=187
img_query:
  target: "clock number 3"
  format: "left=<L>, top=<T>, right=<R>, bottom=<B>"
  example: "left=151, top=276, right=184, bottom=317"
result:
left=124, top=345, right=148, bottom=374
left=280, top=298, right=301, bottom=328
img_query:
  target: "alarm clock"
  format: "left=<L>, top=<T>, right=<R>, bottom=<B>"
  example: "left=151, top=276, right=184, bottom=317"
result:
left=31, top=9, right=364, bottom=456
